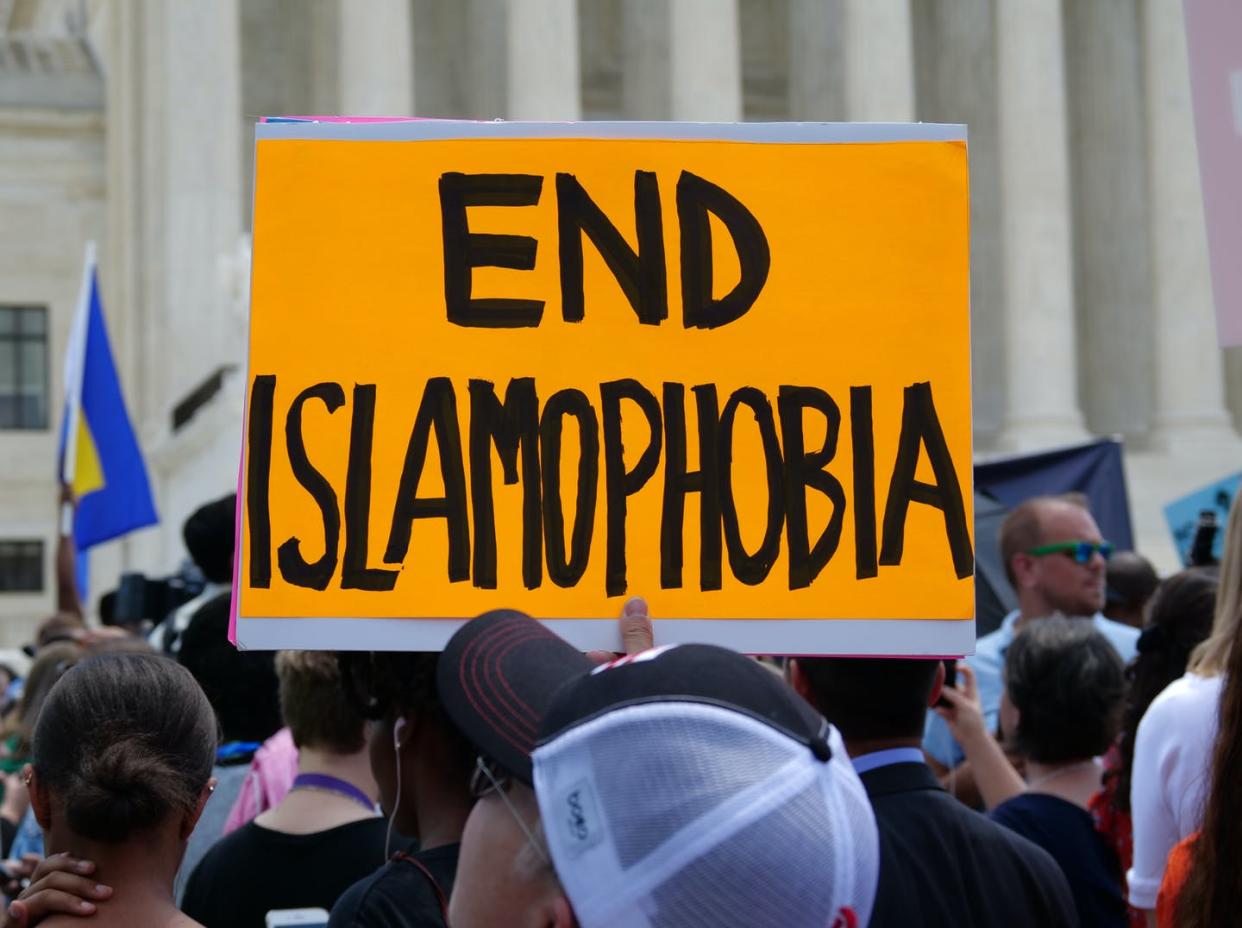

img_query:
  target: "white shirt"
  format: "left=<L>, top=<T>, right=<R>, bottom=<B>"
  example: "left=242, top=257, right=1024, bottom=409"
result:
left=1127, top=671, right=1223, bottom=909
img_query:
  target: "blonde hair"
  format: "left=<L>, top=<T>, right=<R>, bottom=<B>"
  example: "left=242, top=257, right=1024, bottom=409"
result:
left=1189, top=493, right=1242, bottom=676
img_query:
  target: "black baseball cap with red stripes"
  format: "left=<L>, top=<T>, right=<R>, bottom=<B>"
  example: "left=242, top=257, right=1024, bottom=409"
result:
left=436, top=608, right=834, bottom=786
left=436, top=608, right=592, bottom=785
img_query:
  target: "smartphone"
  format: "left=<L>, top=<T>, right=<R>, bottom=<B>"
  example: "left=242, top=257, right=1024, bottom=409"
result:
left=935, top=658, right=957, bottom=707
left=265, top=910, right=330, bottom=928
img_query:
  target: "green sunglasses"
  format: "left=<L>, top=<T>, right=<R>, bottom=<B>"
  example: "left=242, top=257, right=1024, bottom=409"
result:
left=1026, top=540, right=1115, bottom=564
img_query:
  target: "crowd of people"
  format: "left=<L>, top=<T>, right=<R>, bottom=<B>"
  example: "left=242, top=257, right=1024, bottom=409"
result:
left=0, top=487, right=1238, bottom=927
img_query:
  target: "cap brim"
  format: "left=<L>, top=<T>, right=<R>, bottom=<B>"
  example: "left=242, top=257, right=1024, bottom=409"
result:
left=538, top=643, right=833, bottom=761
left=437, top=609, right=593, bottom=785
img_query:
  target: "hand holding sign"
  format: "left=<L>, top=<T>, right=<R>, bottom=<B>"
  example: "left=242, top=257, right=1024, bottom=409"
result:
left=585, top=596, right=656, bottom=665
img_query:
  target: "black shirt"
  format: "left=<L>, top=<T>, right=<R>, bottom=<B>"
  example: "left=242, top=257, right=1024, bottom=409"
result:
left=861, top=762, right=1078, bottom=928
left=990, top=793, right=1126, bottom=928
left=328, top=843, right=458, bottom=928
left=181, top=818, right=388, bottom=928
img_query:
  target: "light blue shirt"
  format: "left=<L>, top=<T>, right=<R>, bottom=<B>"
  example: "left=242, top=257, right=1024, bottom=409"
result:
left=922, top=610, right=1140, bottom=768
left=9, top=805, right=43, bottom=859
left=852, top=747, right=926, bottom=776
left=175, top=762, right=250, bottom=903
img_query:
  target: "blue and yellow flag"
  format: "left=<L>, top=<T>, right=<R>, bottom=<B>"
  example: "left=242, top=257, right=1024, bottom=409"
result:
left=59, top=244, right=158, bottom=552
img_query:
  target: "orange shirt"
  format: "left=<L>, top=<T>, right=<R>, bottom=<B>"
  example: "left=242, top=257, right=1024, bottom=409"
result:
left=1156, top=833, right=1197, bottom=927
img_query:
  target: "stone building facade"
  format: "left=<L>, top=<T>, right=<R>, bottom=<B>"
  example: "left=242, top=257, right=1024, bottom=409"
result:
left=0, top=0, right=1237, bottom=645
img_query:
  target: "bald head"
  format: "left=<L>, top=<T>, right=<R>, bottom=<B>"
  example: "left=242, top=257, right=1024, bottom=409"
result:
left=1000, top=495, right=1086, bottom=583
left=1001, top=495, right=1108, bottom=620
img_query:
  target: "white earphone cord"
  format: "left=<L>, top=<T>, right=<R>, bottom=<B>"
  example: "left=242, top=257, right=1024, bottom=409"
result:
left=385, top=719, right=404, bottom=861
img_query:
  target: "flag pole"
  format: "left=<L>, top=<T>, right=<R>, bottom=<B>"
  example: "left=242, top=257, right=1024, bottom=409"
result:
left=61, top=240, right=96, bottom=488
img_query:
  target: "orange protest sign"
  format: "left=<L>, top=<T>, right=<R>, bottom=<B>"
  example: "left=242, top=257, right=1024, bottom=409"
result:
left=236, top=121, right=973, bottom=655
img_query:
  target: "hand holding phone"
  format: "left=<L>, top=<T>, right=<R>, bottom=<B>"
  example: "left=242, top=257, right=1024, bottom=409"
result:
left=934, top=663, right=988, bottom=749
left=934, top=658, right=957, bottom=707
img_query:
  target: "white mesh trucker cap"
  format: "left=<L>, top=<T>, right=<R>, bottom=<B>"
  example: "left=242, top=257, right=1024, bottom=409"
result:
left=533, top=645, right=878, bottom=928
left=438, top=611, right=879, bottom=928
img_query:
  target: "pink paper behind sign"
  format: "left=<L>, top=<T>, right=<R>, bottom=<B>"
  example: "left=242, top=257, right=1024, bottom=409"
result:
left=228, top=409, right=247, bottom=645
left=1184, top=0, right=1242, bottom=346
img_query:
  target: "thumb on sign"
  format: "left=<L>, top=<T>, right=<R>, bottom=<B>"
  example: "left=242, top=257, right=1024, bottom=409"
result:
left=586, top=596, right=655, bottom=665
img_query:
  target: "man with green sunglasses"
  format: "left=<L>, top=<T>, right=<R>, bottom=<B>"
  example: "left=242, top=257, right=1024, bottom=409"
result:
left=924, top=494, right=1139, bottom=790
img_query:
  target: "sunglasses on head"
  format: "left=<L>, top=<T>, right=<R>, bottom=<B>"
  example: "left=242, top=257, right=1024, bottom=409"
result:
left=1026, top=540, right=1115, bottom=564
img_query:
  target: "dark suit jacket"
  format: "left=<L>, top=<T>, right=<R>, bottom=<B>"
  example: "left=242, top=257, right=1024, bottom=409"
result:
left=861, top=762, right=1079, bottom=928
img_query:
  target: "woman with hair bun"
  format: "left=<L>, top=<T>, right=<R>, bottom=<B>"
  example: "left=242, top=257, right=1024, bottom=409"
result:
left=24, top=651, right=217, bottom=927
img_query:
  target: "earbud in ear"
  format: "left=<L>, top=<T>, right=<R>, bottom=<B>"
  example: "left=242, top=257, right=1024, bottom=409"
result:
left=386, top=717, right=408, bottom=859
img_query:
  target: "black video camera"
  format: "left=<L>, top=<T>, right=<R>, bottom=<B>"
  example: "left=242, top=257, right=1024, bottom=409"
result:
left=112, top=566, right=205, bottom=627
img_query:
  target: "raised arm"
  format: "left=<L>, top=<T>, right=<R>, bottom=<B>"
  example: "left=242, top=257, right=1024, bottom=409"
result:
left=934, top=664, right=1025, bottom=809
left=54, top=485, right=83, bottom=620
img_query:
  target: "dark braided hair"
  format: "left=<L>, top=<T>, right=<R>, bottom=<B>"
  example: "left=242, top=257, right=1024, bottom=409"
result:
left=1115, top=570, right=1216, bottom=813
left=338, top=651, right=474, bottom=776
left=338, top=651, right=441, bottom=722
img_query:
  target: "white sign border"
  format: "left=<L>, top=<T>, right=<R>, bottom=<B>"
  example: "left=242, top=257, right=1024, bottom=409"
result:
left=255, top=118, right=967, bottom=145
left=235, top=616, right=975, bottom=657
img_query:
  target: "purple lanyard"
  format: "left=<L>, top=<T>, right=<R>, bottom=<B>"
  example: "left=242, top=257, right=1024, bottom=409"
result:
left=291, top=773, right=376, bottom=813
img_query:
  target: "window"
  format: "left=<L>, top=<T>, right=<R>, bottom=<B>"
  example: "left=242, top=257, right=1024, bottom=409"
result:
left=0, top=305, right=49, bottom=429
left=0, top=540, right=44, bottom=593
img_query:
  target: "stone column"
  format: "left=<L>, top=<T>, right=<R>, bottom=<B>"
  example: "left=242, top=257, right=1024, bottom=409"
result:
left=842, top=0, right=915, bottom=121
left=104, top=0, right=148, bottom=423
left=100, top=1, right=153, bottom=604
left=787, top=0, right=842, bottom=121
left=622, top=0, right=741, bottom=121
left=669, top=0, right=741, bottom=120
left=994, top=0, right=1086, bottom=450
left=622, top=0, right=672, bottom=119
left=466, top=0, right=507, bottom=119
left=160, top=0, right=245, bottom=400
left=506, top=0, right=580, bottom=120
left=338, top=0, right=415, bottom=116
left=1143, top=0, right=1236, bottom=447
left=99, top=0, right=246, bottom=584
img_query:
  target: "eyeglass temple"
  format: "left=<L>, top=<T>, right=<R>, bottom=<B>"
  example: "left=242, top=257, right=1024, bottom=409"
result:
left=475, top=757, right=550, bottom=865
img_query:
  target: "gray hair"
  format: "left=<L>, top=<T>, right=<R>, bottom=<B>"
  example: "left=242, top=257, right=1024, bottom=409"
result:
left=1004, top=615, right=1125, bottom=764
